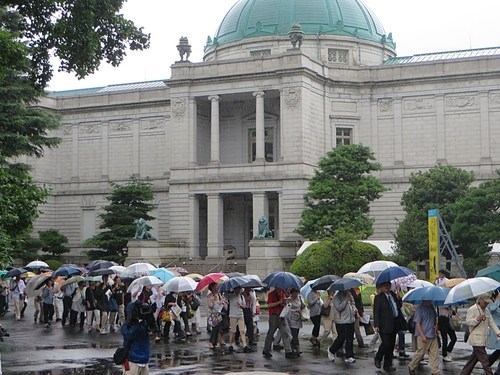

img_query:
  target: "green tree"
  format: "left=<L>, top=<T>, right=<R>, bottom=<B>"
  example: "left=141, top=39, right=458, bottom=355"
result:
left=296, top=144, right=386, bottom=240
left=38, top=229, right=70, bottom=259
left=451, top=171, right=500, bottom=273
left=84, top=178, right=156, bottom=263
left=289, top=230, right=383, bottom=280
left=394, top=165, right=474, bottom=263
left=12, top=234, right=43, bottom=264
left=1, top=1, right=150, bottom=88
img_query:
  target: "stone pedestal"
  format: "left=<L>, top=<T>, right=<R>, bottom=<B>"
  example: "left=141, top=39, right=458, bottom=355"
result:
left=125, top=240, right=162, bottom=266
left=246, top=240, right=299, bottom=279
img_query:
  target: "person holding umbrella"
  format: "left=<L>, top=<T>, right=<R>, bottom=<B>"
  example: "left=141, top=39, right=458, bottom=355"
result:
left=407, top=299, right=440, bottom=375
left=70, top=280, right=87, bottom=331
left=460, top=294, right=500, bottom=375
left=41, top=278, right=55, bottom=328
left=10, top=275, right=26, bottom=321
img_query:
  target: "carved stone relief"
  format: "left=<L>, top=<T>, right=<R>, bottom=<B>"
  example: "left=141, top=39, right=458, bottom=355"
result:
left=283, top=88, right=300, bottom=110
left=79, top=123, right=101, bottom=136
left=63, top=125, right=72, bottom=136
left=109, top=120, right=132, bottom=133
left=489, top=91, right=500, bottom=106
left=141, top=118, right=165, bottom=131
left=402, top=96, right=434, bottom=113
left=81, top=196, right=95, bottom=208
left=171, top=98, right=186, bottom=118
left=378, top=99, right=393, bottom=113
left=445, top=95, right=477, bottom=109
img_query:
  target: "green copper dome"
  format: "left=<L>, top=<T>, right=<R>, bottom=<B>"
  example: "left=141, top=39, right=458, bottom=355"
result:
left=208, top=0, right=394, bottom=48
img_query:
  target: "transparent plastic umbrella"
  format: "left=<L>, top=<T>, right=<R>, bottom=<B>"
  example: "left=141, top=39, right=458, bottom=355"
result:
left=444, top=277, right=500, bottom=305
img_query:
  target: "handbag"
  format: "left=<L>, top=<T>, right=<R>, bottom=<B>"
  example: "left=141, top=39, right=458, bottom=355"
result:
left=301, top=305, right=310, bottom=321
left=280, top=304, right=291, bottom=319
left=113, top=346, right=128, bottom=365
left=449, top=313, right=462, bottom=331
left=109, top=298, right=118, bottom=312
left=190, top=296, right=201, bottom=311
left=364, top=322, right=375, bottom=336
left=160, top=308, right=171, bottom=322
left=320, top=305, right=331, bottom=317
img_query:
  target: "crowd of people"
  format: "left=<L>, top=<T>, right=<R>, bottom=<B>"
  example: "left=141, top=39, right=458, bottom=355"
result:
left=3, top=265, right=500, bottom=375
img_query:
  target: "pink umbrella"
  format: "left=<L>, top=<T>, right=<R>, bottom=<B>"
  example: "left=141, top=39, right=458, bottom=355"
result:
left=195, top=272, right=226, bottom=292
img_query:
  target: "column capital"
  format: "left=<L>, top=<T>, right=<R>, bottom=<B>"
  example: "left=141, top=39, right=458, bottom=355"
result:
left=253, top=91, right=265, bottom=98
left=208, top=95, right=221, bottom=102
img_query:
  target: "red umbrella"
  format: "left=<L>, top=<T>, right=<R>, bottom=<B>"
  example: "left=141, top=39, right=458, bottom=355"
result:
left=195, top=272, right=226, bottom=292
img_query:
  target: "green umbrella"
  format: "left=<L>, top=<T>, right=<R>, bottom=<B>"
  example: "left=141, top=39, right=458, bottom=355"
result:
left=476, top=263, right=500, bottom=282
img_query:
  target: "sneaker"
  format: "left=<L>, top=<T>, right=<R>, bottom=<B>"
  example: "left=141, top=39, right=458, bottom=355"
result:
left=262, top=350, right=272, bottom=358
left=399, top=352, right=410, bottom=359
left=345, top=357, right=356, bottom=363
left=443, top=355, right=452, bottom=362
left=228, top=345, right=234, bottom=353
left=328, top=349, right=335, bottom=362
left=243, top=346, right=251, bottom=353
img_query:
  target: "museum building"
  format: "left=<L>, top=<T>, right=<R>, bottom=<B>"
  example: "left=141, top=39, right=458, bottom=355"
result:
left=33, top=0, right=500, bottom=274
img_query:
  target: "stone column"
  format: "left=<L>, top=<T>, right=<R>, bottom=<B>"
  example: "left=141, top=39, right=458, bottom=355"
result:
left=207, top=193, right=223, bottom=258
left=252, top=192, right=268, bottom=238
left=208, top=95, right=221, bottom=164
left=393, top=98, right=404, bottom=165
left=436, top=95, right=446, bottom=163
left=188, top=98, right=198, bottom=166
left=101, top=122, right=109, bottom=178
left=253, top=91, right=265, bottom=162
left=189, top=194, right=200, bottom=258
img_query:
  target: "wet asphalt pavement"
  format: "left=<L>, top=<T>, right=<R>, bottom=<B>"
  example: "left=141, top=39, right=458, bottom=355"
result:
left=0, top=303, right=491, bottom=375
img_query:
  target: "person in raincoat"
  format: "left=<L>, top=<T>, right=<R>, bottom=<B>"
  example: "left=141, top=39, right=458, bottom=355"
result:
left=121, top=301, right=151, bottom=375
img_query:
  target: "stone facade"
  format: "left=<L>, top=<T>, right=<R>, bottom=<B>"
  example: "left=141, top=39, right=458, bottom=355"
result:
left=31, top=29, right=500, bottom=270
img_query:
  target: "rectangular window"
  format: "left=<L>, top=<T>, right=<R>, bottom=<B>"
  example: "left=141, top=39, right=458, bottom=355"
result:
left=336, top=127, right=352, bottom=146
left=248, top=128, right=274, bottom=162
left=250, top=49, right=271, bottom=57
left=82, top=209, right=96, bottom=241
left=328, top=49, right=349, bottom=64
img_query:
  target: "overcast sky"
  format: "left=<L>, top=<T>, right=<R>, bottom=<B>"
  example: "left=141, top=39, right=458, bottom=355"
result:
left=48, top=0, right=500, bottom=91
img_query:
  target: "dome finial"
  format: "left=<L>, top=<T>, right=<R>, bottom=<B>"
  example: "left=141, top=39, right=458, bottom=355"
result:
left=288, top=23, right=304, bottom=49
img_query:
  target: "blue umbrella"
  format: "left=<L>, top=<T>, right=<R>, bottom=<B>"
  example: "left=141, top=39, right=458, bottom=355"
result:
left=402, top=286, right=451, bottom=305
left=300, top=278, right=317, bottom=299
left=4, top=268, right=28, bottom=279
left=263, top=271, right=303, bottom=289
left=375, top=266, right=414, bottom=285
left=311, top=275, right=340, bottom=290
left=151, top=268, right=176, bottom=283
left=52, top=266, right=82, bottom=278
left=218, top=276, right=265, bottom=293
left=327, top=277, right=363, bottom=292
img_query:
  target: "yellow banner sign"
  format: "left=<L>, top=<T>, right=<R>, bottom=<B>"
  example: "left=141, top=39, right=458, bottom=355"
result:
left=428, top=209, right=439, bottom=282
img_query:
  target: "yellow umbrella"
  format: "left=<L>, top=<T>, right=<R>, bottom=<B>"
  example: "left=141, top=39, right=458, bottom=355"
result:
left=186, top=273, right=204, bottom=281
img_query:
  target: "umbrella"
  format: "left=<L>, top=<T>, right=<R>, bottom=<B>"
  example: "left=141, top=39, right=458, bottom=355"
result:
left=218, top=276, right=265, bottom=293
left=186, top=273, right=204, bottom=281
left=167, top=266, right=189, bottom=276
left=161, top=276, right=197, bottom=294
left=311, top=275, right=340, bottom=290
left=53, top=266, right=82, bottom=278
left=344, top=272, right=375, bottom=285
left=25, top=260, right=49, bottom=269
left=151, top=268, right=176, bottom=283
left=62, top=275, right=85, bottom=287
left=126, top=262, right=157, bottom=275
left=477, top=264, right=500, bottom=281
left=195, top=272, right=226, bottom=292
left=127, top=275, right=164, bottom=293
left=444, top=277, right=500, bottom=305
left=226, top=272, right=245, bottom=278
left=109, top=265, right=127, bottom=276
left=327, top=277, right=364, bottom=292
left=442, top=278, right=467, bottom=288
left=4, top=268, right=28, bottom=279
left=402, top=286, right=451, bottom=305
left=87, top=260, right=117, bottom=272
left=300, top=279, right=318, bottom=299
left=375, top=266, right=415, bottom=285
left=357, top=260, right=399, bottom=277
left=407, top=279, right=434, bottom=288
left=263, top=271, right=303, bottom=290
left=393, top=273, right=417, bottom=287
left=26, top=274, right=52, bottom=297
left=84, top=276, right=102, bottom=282
left=88, top=268, right=115, bottom=276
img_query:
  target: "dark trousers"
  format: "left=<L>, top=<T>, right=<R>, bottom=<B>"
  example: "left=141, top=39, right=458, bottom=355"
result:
left=43, top=303, right=54, bottom=324
left=460, top=346, right=494, bottom=375
left=62, top=296, right=72, bottom=325
left=164, top=319, right=184, bottom=339
left=0, top=295, right=6, bottom=315
left=376, top=330, right=397, bottom=368
left=438, top=315, right=457, bottom=356
left=209, top=323, right=221, bottom=346
left=290, top=327, right=300, bottom=351
left=310, top=314, right=321, bottom=338
left=243, top=308, right=255, bottom=344
left=69, top=309, right=85, bottom=328
left=329, top=323, right=355, bottom=358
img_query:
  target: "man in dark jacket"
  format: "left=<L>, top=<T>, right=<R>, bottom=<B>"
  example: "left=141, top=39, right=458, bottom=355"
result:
left=121, top=301, right=151, bottom=374
left=373, top=281, right=405, bottom=372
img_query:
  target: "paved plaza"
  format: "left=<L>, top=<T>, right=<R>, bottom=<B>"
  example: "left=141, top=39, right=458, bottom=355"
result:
left=0, top=303, right=490, bottom=375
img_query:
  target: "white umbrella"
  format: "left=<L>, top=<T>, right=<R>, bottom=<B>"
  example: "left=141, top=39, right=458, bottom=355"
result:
left=407, top=279, right=434, bottom=288
left=357, top=260, right=399, bottom=278
left=344, top=272, right=375, bottom=285
left=444, top=277, right=500, bottom=305
left=124, top=262, right=158, bottom=278
left=26, top=274, right=52, bottom=297
left=25, top=260, right=49, bottom=269
left=109, top=265, right=127, bottom=276
left=161, top=276, right=197, bottom=294
left=126, top=275, right=164, bottom=293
